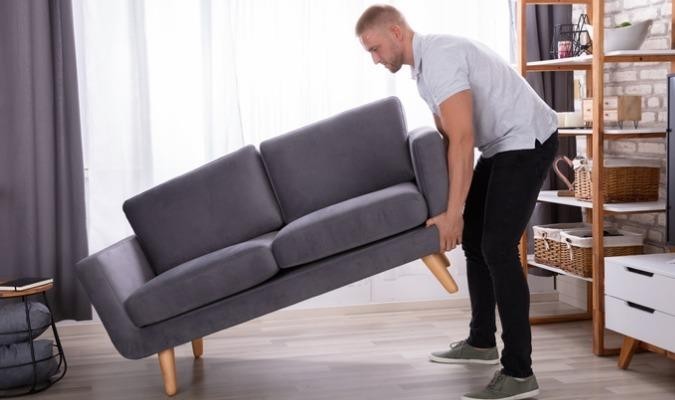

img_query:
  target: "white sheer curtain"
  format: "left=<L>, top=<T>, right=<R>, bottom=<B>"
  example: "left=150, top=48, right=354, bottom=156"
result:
left=72, top=0, right=511, bottom=254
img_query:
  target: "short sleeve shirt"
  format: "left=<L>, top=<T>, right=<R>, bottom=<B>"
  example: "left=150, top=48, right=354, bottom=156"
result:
left=411, top=33, right=557, bottom=158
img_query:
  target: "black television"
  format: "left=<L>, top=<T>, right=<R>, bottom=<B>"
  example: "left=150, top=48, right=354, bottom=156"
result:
left=667, top=74, right=675, bottom=245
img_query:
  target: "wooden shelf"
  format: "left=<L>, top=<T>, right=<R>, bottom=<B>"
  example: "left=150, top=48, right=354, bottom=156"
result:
left=537, top=190, right=666, bottom=214
left=526, top=50, right=675, bottom=72
left=527, top=56, right=592, bottom=71
left=525, top=0, right=590, bottom=4
left=528, top=255, right=593, bottom=282
left=605, top=49, right=675, bottom=63
left=558, top=127, right=667, bottom=139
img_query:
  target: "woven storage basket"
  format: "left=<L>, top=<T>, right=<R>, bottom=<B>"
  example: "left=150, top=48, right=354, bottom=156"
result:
left=559, top=228, right=644, bottom=278
left=532, top=223, right=590, bottom=267
left=573, top=158, right=660, bottom=203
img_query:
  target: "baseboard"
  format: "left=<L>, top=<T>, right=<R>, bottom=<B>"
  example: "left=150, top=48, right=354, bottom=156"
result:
left=261, top=292, right=560, bottom=319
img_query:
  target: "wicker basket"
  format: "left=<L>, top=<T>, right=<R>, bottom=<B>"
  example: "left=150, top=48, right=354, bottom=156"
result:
left=573, top=158, right=660, bottom=203
left=532, top=223, right=590, bottom=267
left=559, top=228, right=644, bottom=278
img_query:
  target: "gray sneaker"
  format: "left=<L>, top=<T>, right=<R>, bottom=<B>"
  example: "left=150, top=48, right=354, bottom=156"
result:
left=429, top=340, right=499, bottom=365
left=461, top=370, right=540, bottom=400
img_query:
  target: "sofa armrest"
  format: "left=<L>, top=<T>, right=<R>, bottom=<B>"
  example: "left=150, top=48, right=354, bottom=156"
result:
left=408, top=127, right=449, bottom=218
left=76, top=236, right=156, bottom=357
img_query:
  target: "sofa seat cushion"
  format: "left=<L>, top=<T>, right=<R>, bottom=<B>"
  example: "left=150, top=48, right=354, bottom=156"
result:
left=125, top=232, right=279, bottom=327
left=272, top=182, right=427, bottom=269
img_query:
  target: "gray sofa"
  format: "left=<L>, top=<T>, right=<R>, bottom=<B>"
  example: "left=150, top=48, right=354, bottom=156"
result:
left=76, top=97, right=457, bottom=396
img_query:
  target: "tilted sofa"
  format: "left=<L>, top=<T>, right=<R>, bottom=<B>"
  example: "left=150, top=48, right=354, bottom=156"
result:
left=76, top=97, right=457, bottom=396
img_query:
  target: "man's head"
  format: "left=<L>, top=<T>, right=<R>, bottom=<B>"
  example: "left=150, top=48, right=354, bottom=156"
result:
left=355, top=5, right=413, bottom=73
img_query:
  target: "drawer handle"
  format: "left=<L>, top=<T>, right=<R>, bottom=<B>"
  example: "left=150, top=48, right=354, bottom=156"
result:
left=626, top=301, right=655, bottom=314
left=625, top=267, right=654, bottom=277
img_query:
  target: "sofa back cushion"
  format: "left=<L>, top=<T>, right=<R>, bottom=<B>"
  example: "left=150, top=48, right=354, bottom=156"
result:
left=123, top=145, right=283, bottom=274
left=260, top=97, right=415, bottom=223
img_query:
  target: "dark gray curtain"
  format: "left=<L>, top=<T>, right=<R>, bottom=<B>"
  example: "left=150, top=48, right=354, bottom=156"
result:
left=525, top=5, right=582, bottom=255
left=0, top=0, right=91, bottom=321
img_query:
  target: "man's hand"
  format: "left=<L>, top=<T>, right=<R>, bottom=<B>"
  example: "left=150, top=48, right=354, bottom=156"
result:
left=426, top=211, right=464, bottom=252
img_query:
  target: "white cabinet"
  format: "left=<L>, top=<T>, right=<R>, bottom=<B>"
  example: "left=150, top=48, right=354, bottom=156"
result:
left=605, top=253, right=675, bottom=357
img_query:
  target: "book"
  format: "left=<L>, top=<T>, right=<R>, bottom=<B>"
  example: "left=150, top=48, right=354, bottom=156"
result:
left=0, top=277, right=53, bottom=291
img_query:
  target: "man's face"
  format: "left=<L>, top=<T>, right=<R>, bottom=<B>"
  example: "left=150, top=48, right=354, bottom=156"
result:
left=359, top=26, right=404, bottom=73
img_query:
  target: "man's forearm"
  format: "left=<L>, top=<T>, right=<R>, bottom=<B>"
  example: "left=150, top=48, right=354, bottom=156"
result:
left=446, top=133, right=474, bottom=216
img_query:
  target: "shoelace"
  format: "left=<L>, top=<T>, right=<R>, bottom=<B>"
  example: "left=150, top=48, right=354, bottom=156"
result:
left=449, top=340, right=466, bottom=349
left=486, top=371, right=507, bottom=392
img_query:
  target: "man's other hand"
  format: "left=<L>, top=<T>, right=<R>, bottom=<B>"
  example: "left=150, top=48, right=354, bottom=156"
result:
left=426, top=212, right=463, bottom=253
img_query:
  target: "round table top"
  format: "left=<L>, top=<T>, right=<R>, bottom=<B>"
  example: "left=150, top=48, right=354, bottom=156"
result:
left=0, top=283, right=53, bottom=298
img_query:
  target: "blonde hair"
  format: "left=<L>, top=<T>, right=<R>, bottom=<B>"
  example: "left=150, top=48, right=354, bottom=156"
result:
left=355, top=5, right=408, bottom=36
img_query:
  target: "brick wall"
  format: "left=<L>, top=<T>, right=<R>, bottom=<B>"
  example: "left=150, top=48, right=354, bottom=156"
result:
left=573, top=1, right=671, bottom=250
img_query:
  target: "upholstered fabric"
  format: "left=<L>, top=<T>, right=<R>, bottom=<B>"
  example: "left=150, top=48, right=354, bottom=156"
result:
left=408, top=127, right=449, bottom=218
left=260, top=97, right=415, bottom=223
left=123, top=145, right=283, bottom=274
left=272, top=182, right=427, bottom=269
left=77, top=226, right=439, bottom=359
left=0, top=302, right=51, bottom=345
left=75, top=96, right=450, bottom=361
left=0, top=340, right=58, bottom=390
left=124, top=232, right=279, bottom=327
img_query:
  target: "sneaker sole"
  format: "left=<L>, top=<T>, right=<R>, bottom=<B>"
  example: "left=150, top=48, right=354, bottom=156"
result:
left=428, top=354, right=500, bottom=365
left=461, top=388, right=539, bottom=400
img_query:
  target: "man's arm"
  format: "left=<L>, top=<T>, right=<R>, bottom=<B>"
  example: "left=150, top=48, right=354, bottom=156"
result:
left=426, top=89, right=475, bottom=252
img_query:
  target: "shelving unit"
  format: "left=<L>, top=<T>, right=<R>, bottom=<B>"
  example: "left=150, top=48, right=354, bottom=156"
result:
left=558, top=127, right=666, bottom=139
left=517, top=0, right=675, bottom=356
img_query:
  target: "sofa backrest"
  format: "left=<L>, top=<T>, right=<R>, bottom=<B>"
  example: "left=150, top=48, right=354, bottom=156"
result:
left=123, top=145, right=283, bottom=275
left=260, top=97, right=415, bottom=223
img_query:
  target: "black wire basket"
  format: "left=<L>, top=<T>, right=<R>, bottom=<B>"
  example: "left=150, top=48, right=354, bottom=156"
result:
left=0, top=296, right=67, bottom=398
left=549, top=14, right=593, bottom=59
left=0, top=343, right=66, bottom=398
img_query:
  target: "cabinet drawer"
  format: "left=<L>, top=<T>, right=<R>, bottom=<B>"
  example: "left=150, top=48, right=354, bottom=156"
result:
left=605, top=295, right=675, bottom=353
left=603, top=97, right=618, bottom=109
left=606, top=262, right=675, bottom=315
left=582, top=110, right=619, bottom=122
left=584, top=108, right=619, bottom=121
left=582, top=97, right=620, bottom=111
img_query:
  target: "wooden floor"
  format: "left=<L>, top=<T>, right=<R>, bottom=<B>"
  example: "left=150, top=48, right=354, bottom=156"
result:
left=30, top=302, right=675, bottom=400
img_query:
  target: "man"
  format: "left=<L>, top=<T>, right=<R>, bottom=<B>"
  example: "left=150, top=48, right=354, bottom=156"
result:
left=356, top=5, right=558, bottom=400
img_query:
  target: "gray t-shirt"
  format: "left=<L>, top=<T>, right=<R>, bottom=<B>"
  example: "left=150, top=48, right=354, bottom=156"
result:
left=411, top=33, right=557, bottom=158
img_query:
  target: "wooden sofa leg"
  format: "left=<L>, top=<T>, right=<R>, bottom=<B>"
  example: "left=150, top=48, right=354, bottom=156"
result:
left=158, top=348, right=177, bottom=396
left=192, top=338, right=204, bottom=359
left=422, top=253, right=458, bottom=294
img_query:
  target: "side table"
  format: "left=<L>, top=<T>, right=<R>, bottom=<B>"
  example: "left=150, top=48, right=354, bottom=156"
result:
left=0, top=283, right=67, bottom=397
left=605, top=253, right=675, bottom=369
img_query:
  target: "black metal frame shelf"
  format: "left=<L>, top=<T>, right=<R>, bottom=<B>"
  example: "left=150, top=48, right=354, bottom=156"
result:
left=0, top=290, right=67, bottom=398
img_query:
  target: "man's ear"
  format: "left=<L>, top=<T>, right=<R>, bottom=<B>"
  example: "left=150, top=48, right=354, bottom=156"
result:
left=389, top=24, right=403, bottom=40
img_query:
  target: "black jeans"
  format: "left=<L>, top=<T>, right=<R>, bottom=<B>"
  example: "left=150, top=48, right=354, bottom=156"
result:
left=462, top=132, right=558, bottom=378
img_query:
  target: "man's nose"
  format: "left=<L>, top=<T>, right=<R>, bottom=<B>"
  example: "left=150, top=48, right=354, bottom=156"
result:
left=371, top=53, right=380, bottom=64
